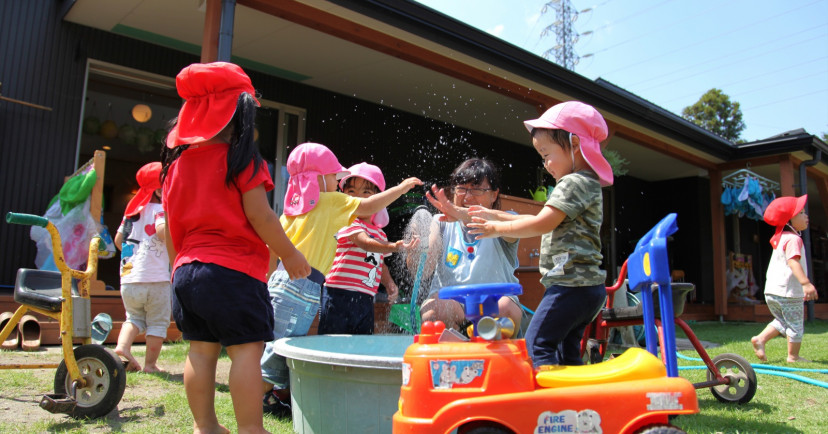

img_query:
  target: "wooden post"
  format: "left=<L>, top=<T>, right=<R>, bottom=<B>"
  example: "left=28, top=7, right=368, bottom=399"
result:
left=201, top=0, right=222, bottom=63
left=709, top=168, right=727, bottom=316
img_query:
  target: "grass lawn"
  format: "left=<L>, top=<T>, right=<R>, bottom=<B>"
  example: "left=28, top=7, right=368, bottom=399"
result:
left=0, top=320, right=825, bottom=433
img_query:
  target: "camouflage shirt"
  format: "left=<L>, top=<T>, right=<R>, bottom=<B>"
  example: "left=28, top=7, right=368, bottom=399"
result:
left=539, top=171, right=605, bottom=287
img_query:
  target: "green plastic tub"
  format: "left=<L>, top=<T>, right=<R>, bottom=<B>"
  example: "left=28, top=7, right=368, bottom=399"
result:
left=273, top=334, right=414, bottom=434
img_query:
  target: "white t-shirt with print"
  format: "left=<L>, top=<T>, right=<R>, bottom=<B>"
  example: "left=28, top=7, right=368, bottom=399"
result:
left=117, top=202, right=170, bottom=284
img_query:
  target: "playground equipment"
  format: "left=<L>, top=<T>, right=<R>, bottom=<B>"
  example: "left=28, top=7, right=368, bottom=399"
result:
left=581, top=214, right=758, bottom=404
left=0, top=212, right=126, bottom=419
left=393, top=214, right=699, bottom=433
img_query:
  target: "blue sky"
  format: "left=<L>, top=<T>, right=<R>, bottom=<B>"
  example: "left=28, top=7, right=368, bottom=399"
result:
left=414, top=0, right=828, bottom=142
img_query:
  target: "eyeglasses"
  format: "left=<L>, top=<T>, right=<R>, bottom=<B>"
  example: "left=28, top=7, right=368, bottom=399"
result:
left=452, top=187, right=493, bottom=196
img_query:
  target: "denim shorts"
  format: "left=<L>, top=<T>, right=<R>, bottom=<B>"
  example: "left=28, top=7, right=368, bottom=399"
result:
left=172, top=262, right=274, bottom=347
left=260, top=268, right=325, bottom=388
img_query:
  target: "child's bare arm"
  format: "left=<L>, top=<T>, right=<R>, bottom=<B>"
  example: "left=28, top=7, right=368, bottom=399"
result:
left=163, top=220, right=176, bottom=266
left=356, top=177, right=423, bottom=216
left=468, top=205, right=566, bottom=239
left=114, top=231, right=124, bottom=252
left=381, top=268, right=399, bottom=302
left=425, top=185, right=468, bottom=223
left=242, top=184, right=311, bottom=280
left=350, top=232, right=420, bottom=255
left=788, top=258, right=819, bottom=301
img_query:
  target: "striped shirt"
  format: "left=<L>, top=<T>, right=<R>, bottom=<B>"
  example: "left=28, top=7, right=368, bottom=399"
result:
left=325, top=218, right=391, bottom=296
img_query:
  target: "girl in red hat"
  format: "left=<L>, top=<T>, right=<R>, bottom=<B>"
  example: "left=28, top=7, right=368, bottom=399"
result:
left=113, top=162, right=170, bottom=374
left=161, top=62, right=311, bottom=434
left=752, top=195, right=818, bottom=363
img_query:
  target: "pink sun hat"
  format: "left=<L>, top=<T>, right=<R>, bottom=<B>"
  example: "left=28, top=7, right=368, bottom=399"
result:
left=524, top=101, right=613, bottom=187
left=284, top=143, right=350, bottom=216
left=339, top=162, right=390, bottom=228
left=763, top=194, right=808, bottom=248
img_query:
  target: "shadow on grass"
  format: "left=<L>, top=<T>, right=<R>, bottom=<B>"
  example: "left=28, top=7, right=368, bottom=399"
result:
left=138, top=370, right=231, bottom=393
left=675, top=399, right=804, bottom=434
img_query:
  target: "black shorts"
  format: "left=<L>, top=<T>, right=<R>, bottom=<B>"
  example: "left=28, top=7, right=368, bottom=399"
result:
left=172, top=261, right=274, bottom=347
left=317, top=286, right=374, bottom=335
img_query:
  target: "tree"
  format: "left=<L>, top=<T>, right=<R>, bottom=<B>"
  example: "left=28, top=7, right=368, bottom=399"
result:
left=681, top=88, right=746, bottom=142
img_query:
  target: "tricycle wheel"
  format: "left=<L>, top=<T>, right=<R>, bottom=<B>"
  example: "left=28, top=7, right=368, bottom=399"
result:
left=637, top=425, right=685, bottom=434
left=586, top=339, right=603, bottom=364
left=54, top=344, right=126, bottom=419
left=707, top=352, right=757, bottom=404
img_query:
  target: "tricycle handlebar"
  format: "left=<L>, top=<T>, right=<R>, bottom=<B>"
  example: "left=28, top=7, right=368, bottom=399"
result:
left=6, top=212, right=49, bottom=228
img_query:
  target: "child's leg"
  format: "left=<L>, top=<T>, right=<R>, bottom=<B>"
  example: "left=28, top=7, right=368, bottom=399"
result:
left=421, top=298, right=465, bottom=330
left=498, top=296, right=523, bottom=335
left=143, top=335, right=165, bottom=373
left=750, top=324, right=779, bottom=362
left=185, top=340, right=228, bottom=434
left=143, top=281, right=172, bottom=373
left=787, top=341, right=810, bottom=363
left=114, top=322, right=142, bottom=372
left=225, top=341, right=267, bottom=433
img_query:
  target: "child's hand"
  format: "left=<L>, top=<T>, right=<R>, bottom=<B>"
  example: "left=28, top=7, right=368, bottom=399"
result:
left=426, top=185, right=464, bottom=222
left=397, top=177, right=424, bottom=193
left=468, top=205, right=499, bottom=221
left=467, top=216, right=501, bottom=239
left=804, top=283, right=819, bottom=301
left=281, top=250, right=311, bottom=280
left=386, top=283, right=399, bottom=303
left=395, top=236, right=420, bottom=251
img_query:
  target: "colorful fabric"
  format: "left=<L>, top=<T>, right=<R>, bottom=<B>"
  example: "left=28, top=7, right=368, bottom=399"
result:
left=49, top=168, right=97, bottom=215
left=280, top=191, right=360, bottom=274
left=117, top=202, right=169, bottom=283
left=427, top=218, right=519, bottom=297
left=167, top=62, right=260, bottom=148
left=540, top=171, right=605, bottom=287
left=765, top=293, right=805, bottom=342
left=283, top=143, right=350, bottom=216
left=764, top=232, right=807, bottom=298
left=163, top=143, right=274, bottom=282
left=325, top=218, right=390, bottom=296
left=124, top=162, right=162, bottom=218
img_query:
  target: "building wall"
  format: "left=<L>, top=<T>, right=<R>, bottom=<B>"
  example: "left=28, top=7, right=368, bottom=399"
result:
left=0, top=1, right=541, bottom=285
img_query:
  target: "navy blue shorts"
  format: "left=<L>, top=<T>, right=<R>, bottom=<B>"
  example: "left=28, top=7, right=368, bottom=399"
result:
left=172, top=261, right=274, bottom=347
left=318, top=286, right=374, bottom=335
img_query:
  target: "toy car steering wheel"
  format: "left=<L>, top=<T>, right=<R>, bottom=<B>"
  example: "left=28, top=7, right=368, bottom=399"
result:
left=439, top=282, right=522, bottom=323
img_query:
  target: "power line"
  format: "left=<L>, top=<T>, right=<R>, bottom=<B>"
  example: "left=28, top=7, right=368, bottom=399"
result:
left=600, top=0, right=825, bottom=76
left=741, top=88, right=828, bottom=111
left=657, top=56, right=828, bottom=105
left=630, top=23, right=827, bottom=90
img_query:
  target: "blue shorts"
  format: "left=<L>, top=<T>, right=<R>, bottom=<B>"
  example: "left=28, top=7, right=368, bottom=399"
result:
left=318, top=286, right=374, bottom=335
left=172, top=261, right=274, bottom=347
left=261, top=267, right=325, bottom=388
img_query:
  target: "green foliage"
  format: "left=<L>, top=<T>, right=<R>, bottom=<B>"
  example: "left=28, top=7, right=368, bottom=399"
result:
left=603, top=149, right=630, bottom=176
left=682, top=88, right=746, bottom=141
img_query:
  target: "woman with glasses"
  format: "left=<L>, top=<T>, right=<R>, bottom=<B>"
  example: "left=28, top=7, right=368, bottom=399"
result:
left=420, top=158, right=525, bottom=336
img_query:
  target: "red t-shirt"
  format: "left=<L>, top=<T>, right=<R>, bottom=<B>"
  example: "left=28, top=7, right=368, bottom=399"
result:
left=163, top=143, right=274, bottom=282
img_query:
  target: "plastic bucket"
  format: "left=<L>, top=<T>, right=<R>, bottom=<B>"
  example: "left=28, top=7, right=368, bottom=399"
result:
left=274, top=334, right=414, bottom=434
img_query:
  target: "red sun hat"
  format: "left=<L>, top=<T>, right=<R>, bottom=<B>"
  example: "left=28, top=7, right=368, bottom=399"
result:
left=124, top=162, right=162, bottom=218
left=166, top=62, right=260, bottom=148
left=763, top=194, right=807, bottom=248
left=524, top=101, right=613, bottom=187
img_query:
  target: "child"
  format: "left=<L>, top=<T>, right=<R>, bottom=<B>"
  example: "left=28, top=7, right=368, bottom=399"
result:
left=421, top=158, right=525, bottom=335
left=319, top=162, right=418, bottom=335
left=467, top=101, right=613, bottom=367
left=260, top=143, right=421, bottom=416
left=113, top=161, right=169, bottom=373
left=751, top=195, right=819, bottom=363
left=161, top=62, right=311, bottom=434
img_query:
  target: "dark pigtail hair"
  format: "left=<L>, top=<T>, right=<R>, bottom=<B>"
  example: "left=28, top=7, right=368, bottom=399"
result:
left=160, top=117, right=187, bottom=184
left=225, top=92, right=263, bottom=187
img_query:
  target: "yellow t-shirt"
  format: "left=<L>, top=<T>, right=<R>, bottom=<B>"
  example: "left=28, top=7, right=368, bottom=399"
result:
left=280, top=192, right=361, bottom=274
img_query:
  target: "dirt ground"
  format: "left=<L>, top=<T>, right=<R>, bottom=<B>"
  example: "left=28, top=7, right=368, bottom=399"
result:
left=0, top=344, right=230, bottom=430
